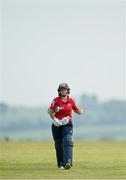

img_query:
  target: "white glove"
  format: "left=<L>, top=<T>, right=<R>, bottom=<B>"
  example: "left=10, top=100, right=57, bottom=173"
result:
left=60, top=116, right=70, bottom=125
left=52, top=118, right=62, bottom=127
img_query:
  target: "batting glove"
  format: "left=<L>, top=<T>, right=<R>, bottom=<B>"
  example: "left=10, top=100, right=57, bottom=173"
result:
left=53, top=118, right=62, bottom=127
left=61, top=116, right=70, bottom=125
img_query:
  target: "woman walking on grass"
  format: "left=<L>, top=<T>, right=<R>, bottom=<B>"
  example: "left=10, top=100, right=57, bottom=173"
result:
left=48, top=83, right=84, bottom=169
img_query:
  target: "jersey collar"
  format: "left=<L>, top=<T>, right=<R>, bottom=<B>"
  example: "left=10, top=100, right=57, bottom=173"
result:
left=59, top=96, right=70, bottom=103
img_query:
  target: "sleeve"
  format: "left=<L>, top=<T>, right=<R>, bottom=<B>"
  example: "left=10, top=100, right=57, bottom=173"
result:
left=72, top=99, right=79, bottom=112
left=50, top=99, right=57, bottom=111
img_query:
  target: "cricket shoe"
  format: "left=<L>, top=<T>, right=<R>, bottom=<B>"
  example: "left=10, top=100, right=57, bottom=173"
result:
left=64, top=163, right=71, bottom=170
left=58, top=166, right=64, bottom=169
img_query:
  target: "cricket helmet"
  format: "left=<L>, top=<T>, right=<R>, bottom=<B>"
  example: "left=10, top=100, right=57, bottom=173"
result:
left=58, top=83, right=70, bottom=96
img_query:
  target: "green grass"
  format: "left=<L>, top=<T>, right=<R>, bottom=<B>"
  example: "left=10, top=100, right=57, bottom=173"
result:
left=0, top=141, right=126, bottom=179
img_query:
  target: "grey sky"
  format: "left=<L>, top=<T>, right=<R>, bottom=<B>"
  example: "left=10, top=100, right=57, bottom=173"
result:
left=1, top=0, right=125, bottom=106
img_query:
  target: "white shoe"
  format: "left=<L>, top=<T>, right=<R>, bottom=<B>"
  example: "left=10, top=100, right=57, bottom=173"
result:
left=59, top=166, right=64, bottom=169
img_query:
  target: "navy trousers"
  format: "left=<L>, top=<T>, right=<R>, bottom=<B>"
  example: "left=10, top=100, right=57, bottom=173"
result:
left=52, top=123, right=73, bottom=167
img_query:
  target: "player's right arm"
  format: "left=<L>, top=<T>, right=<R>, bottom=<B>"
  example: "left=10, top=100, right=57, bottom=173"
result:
left=48, top=98, right=57, bottom=119
left=48, top=98, right=63, bottom=127
left=48, top=108, right=55, bottom=119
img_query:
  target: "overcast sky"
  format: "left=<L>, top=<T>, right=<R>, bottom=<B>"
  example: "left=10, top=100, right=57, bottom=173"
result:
left=0, top=0, right=125, bottom=106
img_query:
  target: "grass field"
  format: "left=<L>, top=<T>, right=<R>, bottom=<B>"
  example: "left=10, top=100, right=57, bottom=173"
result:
left=0, top=141, right=126, bottom=179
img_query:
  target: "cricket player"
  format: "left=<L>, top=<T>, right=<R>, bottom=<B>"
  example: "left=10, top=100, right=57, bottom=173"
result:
left=48, top=83, right=84, bottom=169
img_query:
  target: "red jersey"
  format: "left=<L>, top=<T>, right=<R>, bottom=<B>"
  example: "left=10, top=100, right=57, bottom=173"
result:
left=50, top=96, right=79, bottom=122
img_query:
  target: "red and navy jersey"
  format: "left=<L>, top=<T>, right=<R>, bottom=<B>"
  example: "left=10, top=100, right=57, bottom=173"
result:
left=50, top=96, right=79, bottom=122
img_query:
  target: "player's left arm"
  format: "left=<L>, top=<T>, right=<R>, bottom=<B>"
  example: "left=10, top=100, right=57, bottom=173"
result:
left=74, top=107, right=84, bottom=115
left=72, top=99, right=85, bottom=115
